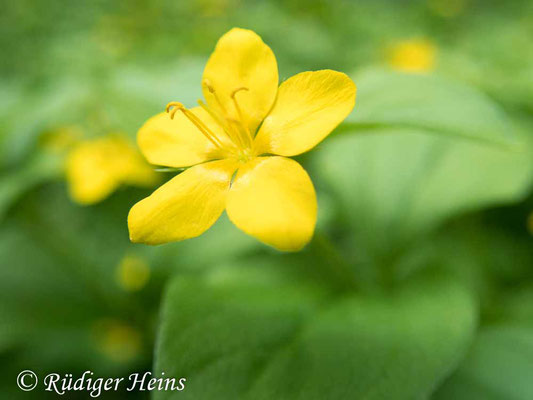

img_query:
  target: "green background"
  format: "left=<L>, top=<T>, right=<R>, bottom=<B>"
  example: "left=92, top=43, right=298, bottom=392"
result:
left=1, top=0, right=532, bottom=398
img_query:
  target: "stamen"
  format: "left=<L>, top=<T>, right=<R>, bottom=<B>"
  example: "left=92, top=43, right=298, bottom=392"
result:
left=230, top=87, right=253, bottom=146
left=203, top=79, right=216, bottom=94
left=197, top=100, right=227, bottom=131
left=198, top=99, right=239, bottom=146
left=165, top=102, right=223, bottom=148
left=231, top=87, right=249, bottom=97
left=226, top=118, right=248, bottom=149
left=165, top=102, right=184, bottom=119
left=230, top=87, right=249, bottom=122
left=202, top=79, right=229, bottom=115
left=196, top=82, right=255, bottom=156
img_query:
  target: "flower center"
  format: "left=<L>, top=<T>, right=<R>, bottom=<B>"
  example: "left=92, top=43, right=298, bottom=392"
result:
left=166, top=82, right=254, bottom=162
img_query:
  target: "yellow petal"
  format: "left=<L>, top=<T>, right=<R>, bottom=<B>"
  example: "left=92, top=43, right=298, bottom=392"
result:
left=66, top=141, right=118, bottom=205
left=128, top=159, right=237, bottom=245
left=121, top=156, right=160, bottom=188
left=202, top=28, right=278, bottom=134
left=66, top=135, right=155, bottom=205
left=254, top=70, right=356, bottom=157
left=112, top=137, right=159, bottom=187
left=226, top=156, right=316, bottom=251
left=137, top=108, right=224, bottom=168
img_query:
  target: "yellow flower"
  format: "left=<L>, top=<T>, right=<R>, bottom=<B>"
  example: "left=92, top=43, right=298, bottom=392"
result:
left=128, top=28, right=356, bottom=251
left=528, top=212, right=533, bottom=236
left=388, top=39, right=437, bottom=73
left=92, top=319, right=142, bottom=363
left=66, top=135, right=159, bottom=205
left=116, top=254, right=151, bottom=291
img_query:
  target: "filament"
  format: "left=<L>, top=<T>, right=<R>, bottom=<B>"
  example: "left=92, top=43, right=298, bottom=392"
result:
left=230, top=87, right=253, bottom=146
left=165, top=102, right=223, bottom=148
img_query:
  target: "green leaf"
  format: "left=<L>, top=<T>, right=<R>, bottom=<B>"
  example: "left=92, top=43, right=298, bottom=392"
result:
left=0, top=79, right=91, bottom=168
left=434, top=283, right=533, bottom=400
left=160, top=214, right=262, bottom=269
left=344, top=69, right=516, bottom=146
left=312, top=128, right=532, bottom=259
left=312, top=70, right=532, bottom=263
left=154, top=262, right=476, bottom=400
left=0, top=152, right=63, bottom=220
left=433, top=324, right=533, bottom=400
left=104, top=58, right=206, bottom=138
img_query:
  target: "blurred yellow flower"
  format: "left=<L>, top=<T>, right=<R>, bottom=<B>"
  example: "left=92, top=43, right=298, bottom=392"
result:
left=92, top=319, right=142, bottom=363
left=388, top=39, right=437, bottom=73
left=116, top=254, right=150, bottom=291
left=528, top=212, right=533, bottom=235
left=67, top=135, right=159, bottom=205
left=128, top=28, right=356, bottom=251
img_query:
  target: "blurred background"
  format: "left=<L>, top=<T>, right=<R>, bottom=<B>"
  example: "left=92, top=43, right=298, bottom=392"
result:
left=1, top=0, right=532, bottom=398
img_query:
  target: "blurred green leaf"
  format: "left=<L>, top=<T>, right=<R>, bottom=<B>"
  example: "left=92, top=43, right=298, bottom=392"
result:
left=155, top=262, right=476, bottom=400
left=0, top=79, right=91, bottom=168
left=439, top=14, right=533, bottom=112
left=313, top=127, right=532, bottom=260
left=410, top=222, right=533, bottom=399
left=344, top=70, right=517, bottom=146
left=160, top=214, right=262, bottom=269
left=314, top=71, right=532, bottom=264
left=0, top=152, right=63, bottom=220
left=104, top=58, right=206, bottom=138
left=434, top=324, right=533, bottom=400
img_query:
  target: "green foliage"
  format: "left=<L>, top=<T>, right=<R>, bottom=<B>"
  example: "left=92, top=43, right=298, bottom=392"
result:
left=434, top=324, right=533, bottom=400
left=155, top=260, right=476, bottom=400
left=344, top=69, right=518, bottom=145
left=313, top=71, right=532, bottom=265
left=0, top=152, right=62, bottom=220
left=0, top=184, right=164, bottom=400
left=434, top=281, right=533, bottom=400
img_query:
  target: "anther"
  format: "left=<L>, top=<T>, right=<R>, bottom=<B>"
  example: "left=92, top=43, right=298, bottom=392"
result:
left=203, top=79, right=216, bottom=94
left=231, top=87, right=249, bottom=99
left=165, top=102, right=185, bottom=119
left=202, top=80, right=231, bottom=119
